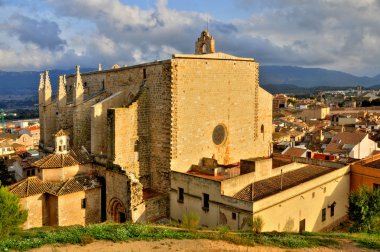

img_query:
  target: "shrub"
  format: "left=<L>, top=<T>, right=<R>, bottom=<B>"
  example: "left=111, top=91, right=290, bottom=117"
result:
left=0, top=184, right=28, bottom=238
left=252, top=216, right=264, bottom=234
left=80, top=235, right=94, bottom=245
left=216, top=225, right=230, bottom=238
left=181, top=212, right=199, bottom=230
left=348, top=186, right=380, bottom=232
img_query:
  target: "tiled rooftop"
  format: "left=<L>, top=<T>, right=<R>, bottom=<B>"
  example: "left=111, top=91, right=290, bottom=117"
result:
left=361, top=159, right=380, bottom=169
left=33, top=149, right=91, bottom=168
left=234, top=165, right=335, bottom=201
left=8, top=175, right=101, bottom=198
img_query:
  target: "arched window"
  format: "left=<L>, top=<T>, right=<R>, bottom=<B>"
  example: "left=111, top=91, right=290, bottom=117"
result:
left=202, top=43, right=207, bottom=54
left=261, top=124, right=264, bottom=133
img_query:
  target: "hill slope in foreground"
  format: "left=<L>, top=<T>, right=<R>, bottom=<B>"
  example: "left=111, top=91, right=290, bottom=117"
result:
left=1, top=223, right=379, bottom=251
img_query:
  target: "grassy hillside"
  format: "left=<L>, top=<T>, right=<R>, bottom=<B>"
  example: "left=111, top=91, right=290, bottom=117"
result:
left=0, top=223, right=379, bottom=251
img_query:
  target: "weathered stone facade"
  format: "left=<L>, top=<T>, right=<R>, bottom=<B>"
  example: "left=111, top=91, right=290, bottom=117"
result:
left=38, top=30, right=273, bottom=224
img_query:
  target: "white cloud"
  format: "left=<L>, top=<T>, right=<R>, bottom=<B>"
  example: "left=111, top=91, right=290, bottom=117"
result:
left=0, top=0, right=380, bottom=76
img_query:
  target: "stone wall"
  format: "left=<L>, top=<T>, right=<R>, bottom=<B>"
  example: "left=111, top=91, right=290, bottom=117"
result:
left=170, top=53, right=272, bottom=174
left=21, top=194, right=45, bottom=229
left=57, top=188, right=101, bottom=226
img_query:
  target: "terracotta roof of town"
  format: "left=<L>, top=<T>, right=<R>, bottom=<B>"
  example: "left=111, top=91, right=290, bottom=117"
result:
left=26, top=125, right=40, bottom=131
left=12, top=143, right=25, bottom=148
left=324, top=132, right=367, bottom=154
left=32, top=149, right=91, bottom=168
left=0, top=141, right=12, bottom=148
left=282, top=147, right=307, bottom=157
left=8, top=175, right=101, bottom=198
left=233, top=165, right=335, bottom=201
left=0, top=133, right=18, bottom=140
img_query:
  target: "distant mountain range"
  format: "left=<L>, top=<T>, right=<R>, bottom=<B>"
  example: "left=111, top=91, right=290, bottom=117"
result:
left=1, top=65, right=380, bottom=96
left=260, top=66, right=380, bottom=87
left=0, top=68, right=96, bottom=96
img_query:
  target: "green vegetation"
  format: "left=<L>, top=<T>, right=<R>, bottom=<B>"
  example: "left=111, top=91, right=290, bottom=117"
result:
left=0, top=221, right=378, bottom=251
left=251, top=216, right=264, bottom=234
left=0, top=184, right=28, bottom=238
left=0, top=160, right=16, bottom=186
left=0, top=223, right=344, bottom=251
left=348, top=186, right=380, bottom=232
left=303, top=231, right=380, bottom=251
left=181, top=212, right=200, bottom=230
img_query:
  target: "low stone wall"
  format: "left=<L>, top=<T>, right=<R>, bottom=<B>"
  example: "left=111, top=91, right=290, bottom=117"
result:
left=145, top=194, right=169, bottom=222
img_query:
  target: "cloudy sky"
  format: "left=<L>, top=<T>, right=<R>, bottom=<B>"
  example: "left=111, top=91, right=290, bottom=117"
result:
left=0, top=0, right=379, bottom=76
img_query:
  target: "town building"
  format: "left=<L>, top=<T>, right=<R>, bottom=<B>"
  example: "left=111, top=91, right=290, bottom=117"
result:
left=34, top=30, right=272, bottom=227
left=170, top=157, right=350, bottom=232
left=350, top=154, right=380, bottom=191
left=324, top=132, right=378, bottom=159
left=298, top=106, right=330, bottom=121
left=11, top=30, right=353, bottom=232
left=273, top=94, right=289, bottom=109
left=8, top=130, right=102, bottom=229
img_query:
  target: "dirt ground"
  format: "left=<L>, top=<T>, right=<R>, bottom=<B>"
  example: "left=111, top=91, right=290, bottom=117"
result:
left=29, top=238, right=377, bottom=252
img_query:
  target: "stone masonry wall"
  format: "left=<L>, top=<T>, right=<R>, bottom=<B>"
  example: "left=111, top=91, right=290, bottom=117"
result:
left=170, top=54, right=272, bottom=173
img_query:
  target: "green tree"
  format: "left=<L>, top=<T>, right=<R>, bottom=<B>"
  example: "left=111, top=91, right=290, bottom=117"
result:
left=0, top=159, right=15, bottom=186
left=0, top=184, right=28, bottom=238
left=348, top=186, right=380, bottom=232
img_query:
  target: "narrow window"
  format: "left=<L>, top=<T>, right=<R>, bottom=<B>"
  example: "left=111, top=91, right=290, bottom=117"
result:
left=31, top=169, right=35, bottom=176
left=299, top=219, right=306, bottom=233
left=261, top=124, right=264, bottom=133
left=312, top=192, right=315, bottom=198
left=322, top=208, right=326, bottom=222
left=330, top=204, right=335, bottom=217
left=143, top=68, right=147, bottom=79
left=232, top=212, right=237, bottom=220
left=178, top=187, right=184, bottom=203
left=81, top=198, right=87, bottom=209
left=203, top=193, right=209, bottom=210
left=59, top=146, right=62, bottom=151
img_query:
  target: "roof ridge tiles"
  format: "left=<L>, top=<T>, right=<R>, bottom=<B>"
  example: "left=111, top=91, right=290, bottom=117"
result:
left=57, top=178, right=72, bottom=196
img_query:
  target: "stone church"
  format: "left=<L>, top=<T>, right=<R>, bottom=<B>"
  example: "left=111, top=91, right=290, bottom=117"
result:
left=26, top=30, right=273, bottom=228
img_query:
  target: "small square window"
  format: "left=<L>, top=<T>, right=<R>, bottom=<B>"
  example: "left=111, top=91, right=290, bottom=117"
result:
left=232, top=212, right=237, bottom=220
left=322, top=208, right=326, bottom=222
left=81, top=198, right=87, bottom=209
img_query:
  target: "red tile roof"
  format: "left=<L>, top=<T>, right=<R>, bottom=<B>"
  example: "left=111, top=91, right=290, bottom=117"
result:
left=8, top=175, right=101, bottom=198
left=234, top=165, right=335, bottom=201
left=324, top=132, right=367, bottom=154
left=283, top=147, right=307, bottom=157
left=32, top=149, right=91, bottom=168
